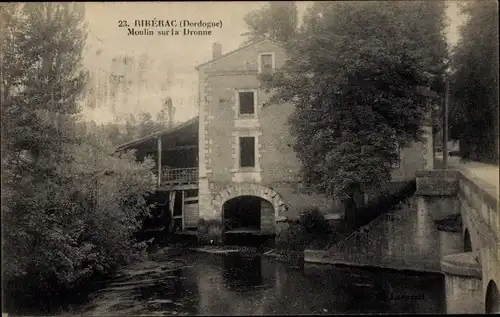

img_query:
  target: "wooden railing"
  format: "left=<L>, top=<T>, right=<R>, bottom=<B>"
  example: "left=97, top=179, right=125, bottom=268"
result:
left=160, top=167, right=198, bottom=186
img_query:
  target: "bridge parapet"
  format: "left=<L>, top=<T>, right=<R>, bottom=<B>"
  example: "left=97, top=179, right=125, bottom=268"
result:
left=456, top=171, right=499, bottom=245
left=416, top=161, right=500, bottom=314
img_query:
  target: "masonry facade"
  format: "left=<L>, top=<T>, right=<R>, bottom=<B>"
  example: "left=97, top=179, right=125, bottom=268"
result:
left=196, top=39, right=433, bottom=237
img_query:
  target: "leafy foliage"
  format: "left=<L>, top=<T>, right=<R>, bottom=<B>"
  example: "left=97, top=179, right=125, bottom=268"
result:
left=78, top=108, right=173, bottom=147
left=299, top=207, right=330, bottom=233
left=275, top=223, right=306, bottom=251
left=1, top=3, right=156, bottom=311
left=257, top=1, right=447, bottom=201
left=449, top=0, right=499, bottom=163
left=241, top=1, right=298, bottom=45
left=98, top=96, right=176, bottom=147
left=275, top=207, right=332, bottom=251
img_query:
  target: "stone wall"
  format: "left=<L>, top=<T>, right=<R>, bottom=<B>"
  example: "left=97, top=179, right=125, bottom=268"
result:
left=443, top=270, right=484, bottom=314
left=261, top=200, right=275, bottom=234
left=391, top=139, right=431, bottom=182
left=415, top=168, right=500, bottom=314
left=456, top=170, right=500, bottom=313
left=415, top=170, right=459, bottom=196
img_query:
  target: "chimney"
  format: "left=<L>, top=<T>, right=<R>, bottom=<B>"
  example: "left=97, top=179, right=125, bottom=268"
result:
left=212, top=42, right=222, bottom=60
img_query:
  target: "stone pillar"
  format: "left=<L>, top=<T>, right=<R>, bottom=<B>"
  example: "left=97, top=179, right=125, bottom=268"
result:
left=261, top=200, right=275, bottom=234
left=198, top=179, right=215, bottom=221
left=415, top=170, right=460, bottom=221
left=441, top=252, right=484, bottom=314
left=197, top=179, right=223, bottom=245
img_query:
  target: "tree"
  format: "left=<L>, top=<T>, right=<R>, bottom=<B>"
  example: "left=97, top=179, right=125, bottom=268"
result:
left=241, top=1, right=298, bottom=45
left=1, top=2, right=88, bottom=307
left=136, top=111, right=157, bottom=137
left=101, top=122, right=123, bottom=145
left=1, top=4, right=156, bottom=312
left=1, top=3, right=87, bottom=154
left=157, top=96, right=175, bottom=128
left=259, top=1, right=447, bottom=209
left=449, top=0, right=499, bottom=163
left=90, top=104, right=174, bottom=148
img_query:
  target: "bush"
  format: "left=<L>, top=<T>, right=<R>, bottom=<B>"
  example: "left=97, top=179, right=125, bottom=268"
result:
left=2, top=134, right=156, bottom=312
left=275, top=207, right=333, bottom=251
left=299, top=207, right=330, bottom=234
left=275, top=222, right=306, bottom=251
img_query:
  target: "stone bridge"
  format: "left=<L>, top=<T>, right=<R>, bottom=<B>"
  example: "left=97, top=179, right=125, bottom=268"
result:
left=303, top=158, right=499, bottom=314
left=416, top=159, right=499, bottom=314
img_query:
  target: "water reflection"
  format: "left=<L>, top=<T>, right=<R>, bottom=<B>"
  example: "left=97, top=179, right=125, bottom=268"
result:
left=223, top=254, right=263, bottom=288
left=77, top=252, right=445, bottom=316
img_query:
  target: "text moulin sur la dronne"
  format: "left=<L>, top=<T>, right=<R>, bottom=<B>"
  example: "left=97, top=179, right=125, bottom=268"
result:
left=119, top=19, right=223, bottom=36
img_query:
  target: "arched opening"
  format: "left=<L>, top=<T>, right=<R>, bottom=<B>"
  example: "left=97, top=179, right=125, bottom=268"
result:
left=221, top=195, right=275, bottom=246
left=212, top=184, right=286, bottom=245
left=464, top=229, right=472, bottom=252
left=485, top=280, right=500, bottom=314
left=223, top=195, right=262, bottom=232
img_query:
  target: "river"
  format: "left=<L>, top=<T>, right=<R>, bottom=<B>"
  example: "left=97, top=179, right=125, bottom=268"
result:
left=61, top=250, right=445, bottom=316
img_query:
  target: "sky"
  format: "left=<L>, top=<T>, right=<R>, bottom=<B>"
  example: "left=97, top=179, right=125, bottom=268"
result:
left=81, top=1, right=466, bottom=124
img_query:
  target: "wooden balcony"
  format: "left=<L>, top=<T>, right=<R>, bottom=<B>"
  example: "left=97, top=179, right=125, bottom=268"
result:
left=159, top=167, right=198, bottom=188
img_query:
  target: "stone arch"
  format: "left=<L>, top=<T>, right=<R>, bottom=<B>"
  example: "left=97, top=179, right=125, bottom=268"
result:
left=464, top=228, right=472, bottom=252
left=211, top=183, right=287, bottom=220
left=485, top=280, right=500, bottom=314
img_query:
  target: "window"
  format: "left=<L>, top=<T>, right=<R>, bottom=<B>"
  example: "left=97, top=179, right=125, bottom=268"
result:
left=238, top=91, right=256, bottom=115
left=261, top=54, right=273, bottom=72
left=239, top=137, right=255, bottom=168
left=258, top=52, right=275, bottom=73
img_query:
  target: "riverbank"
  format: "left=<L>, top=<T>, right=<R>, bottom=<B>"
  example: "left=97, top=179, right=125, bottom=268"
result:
left=191, top=245, right=262, bottom=255
left=187, top=245, right=305, bottom=268
left=53, top=247, right=445, bottom=315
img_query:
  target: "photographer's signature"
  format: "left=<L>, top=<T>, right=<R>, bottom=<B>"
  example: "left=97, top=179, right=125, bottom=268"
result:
left=388, top=293, right=425, bottom=304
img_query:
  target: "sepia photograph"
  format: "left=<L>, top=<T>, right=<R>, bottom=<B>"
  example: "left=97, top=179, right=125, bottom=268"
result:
left=1, top=1, right=499, bottom=315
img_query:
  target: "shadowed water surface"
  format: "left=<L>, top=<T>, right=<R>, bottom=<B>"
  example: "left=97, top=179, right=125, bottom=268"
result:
left=71, top=251, right=445, bottom=316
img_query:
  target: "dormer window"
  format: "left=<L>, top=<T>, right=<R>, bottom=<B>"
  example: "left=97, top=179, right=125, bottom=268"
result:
left=258, top=52, right=275, bottom=74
